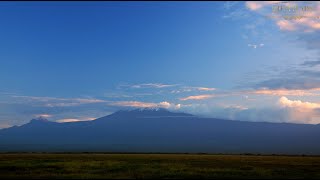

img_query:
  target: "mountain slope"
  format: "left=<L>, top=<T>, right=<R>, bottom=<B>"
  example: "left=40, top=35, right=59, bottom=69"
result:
left=0, top=108, right=319, bottom=154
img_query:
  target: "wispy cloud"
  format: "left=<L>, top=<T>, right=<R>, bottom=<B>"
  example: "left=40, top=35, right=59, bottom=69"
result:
left=301, top=59, right=320, bottom=67
left=109, top=100, right=181, bottom=109
left=12, top=95, right=107, bottom=107
left=56, top=117, right=96, bottom=123
left=159, top=101, right=181, bottom=109
left=254, top=78, right=320, bottom=90
left=170, top=86, right=216, bottom=94
left=237, top=55, right=320, bottom=92
left=245, top=1, right=279, bottom=11
left=223, top=1, right=271, bottom=50
left=34, top=114, right=52, bottom=118
left=220, top=104, right=249, bottom=110
left=110, top=101, right=158, bottom=108
left=296, top=32, right=320, bottom=51
left=251, top=88, right=319, bottom=96
left=120, top=83, right=178, bottom=89
left=223, top=1, right=238, bottom=10
left=248, top=43, right=264, bottom=49
left=197, top=87, right=216, bottom=91
left=222, top=2, right=250, bottom=20
left=103, top=93, right=133, bottom=98
left=0, top=124, right=11, bottom=129
left=180, top=94, right=216, bottom=101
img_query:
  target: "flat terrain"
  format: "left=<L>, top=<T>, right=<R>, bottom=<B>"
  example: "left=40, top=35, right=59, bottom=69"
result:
left=0, top=153, right=320, bottom=179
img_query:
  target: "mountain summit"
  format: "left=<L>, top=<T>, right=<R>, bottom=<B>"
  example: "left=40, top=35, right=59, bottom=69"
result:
left=107, top=108, right=193, bottom=118
left=29, top=117, right=51, bottom=124
left=0, top=109, right=320, bottom=154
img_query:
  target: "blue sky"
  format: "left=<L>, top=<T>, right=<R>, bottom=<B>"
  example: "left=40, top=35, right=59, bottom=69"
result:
left=1, top=1, right=320, bottom=127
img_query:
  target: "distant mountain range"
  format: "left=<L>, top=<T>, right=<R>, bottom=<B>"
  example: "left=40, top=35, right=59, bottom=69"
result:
left=0, top=108, right=320, bottom=154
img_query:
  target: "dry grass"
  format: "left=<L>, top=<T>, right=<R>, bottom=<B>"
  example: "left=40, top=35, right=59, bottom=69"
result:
left=0, top=153, right=319, bottom=179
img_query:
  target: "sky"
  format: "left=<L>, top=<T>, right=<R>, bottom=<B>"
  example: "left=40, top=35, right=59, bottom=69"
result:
left=1, top=1, right=320, bottom=128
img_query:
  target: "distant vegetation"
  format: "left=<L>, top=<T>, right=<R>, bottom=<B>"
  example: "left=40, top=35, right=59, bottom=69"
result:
left=0, top=153, right=320, bottom=179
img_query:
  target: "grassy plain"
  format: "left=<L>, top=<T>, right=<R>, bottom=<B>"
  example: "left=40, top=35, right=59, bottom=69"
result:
left=0, top=153, right=319, bottom=179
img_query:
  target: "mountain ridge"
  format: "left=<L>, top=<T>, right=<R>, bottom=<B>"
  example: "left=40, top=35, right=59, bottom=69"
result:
left=0, top=109, right=319, bottom=154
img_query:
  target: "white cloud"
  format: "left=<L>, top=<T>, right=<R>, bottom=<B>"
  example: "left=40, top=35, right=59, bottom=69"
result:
left=110, top=101, right=158, bottom=108
left=278, top=96, right=320, bottom=109
left=278, top=96, right=320, bottom=124
left=159, top=101, right=181, bottom=109
left=248, top=43, right=264, bottom=49
left=34, top=114, right=52, bottom=118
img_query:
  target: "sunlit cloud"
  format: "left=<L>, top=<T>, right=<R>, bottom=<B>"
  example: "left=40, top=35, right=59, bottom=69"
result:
left=277, top=96, right=320, bottom=124
left=277, top=20, right=296, bottom=31
left=56, top=117, right=96, bottom=123
left=4, top=80, right=320, bottom=126
left=158, top=101, right=181, bottom=109
left=197, top=87, right=216, bottom=91
left=246, top=1, right=320, bottom=32
left=12, top=95, right=107, bottom=107
left=245, top=1, right=280, bottom=11
left=180, top=94, right=216, bottom=101
left=110, top=101, right=158, bottom=108
left=0, top=124, right=11, bottom=129
left=109, top=100, right=181, bottom=109
left=251, top=88, right=319, bottom=96
left=177, top=97, right=320, bottom=124
left=276, top=11, right=320, bottom=32
left=278, top=96, right=320, bottom=109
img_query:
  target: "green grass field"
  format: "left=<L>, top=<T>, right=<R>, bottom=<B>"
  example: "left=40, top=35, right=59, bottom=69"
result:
left=0, top=153, right=320, bottom=179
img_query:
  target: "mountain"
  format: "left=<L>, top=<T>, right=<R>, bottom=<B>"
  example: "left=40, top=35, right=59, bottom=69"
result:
left=0, top=108, right=320, bottom=154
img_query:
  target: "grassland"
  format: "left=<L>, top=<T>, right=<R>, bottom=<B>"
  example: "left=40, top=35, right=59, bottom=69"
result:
left=0, top=153, right=319, bottom=179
